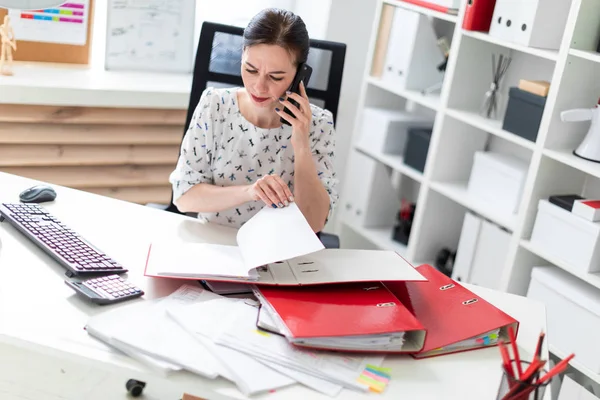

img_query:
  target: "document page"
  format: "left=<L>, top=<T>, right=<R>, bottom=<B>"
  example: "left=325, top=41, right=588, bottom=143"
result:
left=148, top=242, right=250, bottom=279
left=209, top=299, right=385, bottom=392
left=236, top=202, right=325, bottom=269
left=166, top=298, right=295, bottom=396
left=167, top=299, right=346, bottom=397
left=86, top=285, right=228, bottom=380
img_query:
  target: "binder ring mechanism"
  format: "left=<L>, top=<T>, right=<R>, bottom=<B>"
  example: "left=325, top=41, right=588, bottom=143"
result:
left=439, top=283, right=455, bottom=291
left=377, top=302, right=396, bottom=307
left=462, top=298, right=478, bottom=306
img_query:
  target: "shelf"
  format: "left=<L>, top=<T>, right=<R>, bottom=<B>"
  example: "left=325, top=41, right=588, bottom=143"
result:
left=520, top=239, right=600, bottom=291
left=569, top=48, right=600, bottom=64
left=367, top=77, right=441, bottom=111
left=343, top=221, right=409, bottom=256
left=461, top=30, right=559, bottom=62
left=543, top=148, right=600, bottom=179
left=383, top=0, right=458, bottom=23
left=355, top=143, right=424, bottom=182
left=550, top=344, right=600, bottom=385
left=446, top=108, right=537, bottom=150
left=430, top=180, right=517, bottom=230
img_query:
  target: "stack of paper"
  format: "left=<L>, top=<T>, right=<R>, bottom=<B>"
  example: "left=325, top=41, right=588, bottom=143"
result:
left=85, top=284, right=388, bottom=397
left=166, top=298, right=387, bottom=396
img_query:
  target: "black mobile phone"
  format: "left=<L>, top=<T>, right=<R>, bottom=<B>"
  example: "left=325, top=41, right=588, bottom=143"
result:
left=280, top=63, right=313, bottom=126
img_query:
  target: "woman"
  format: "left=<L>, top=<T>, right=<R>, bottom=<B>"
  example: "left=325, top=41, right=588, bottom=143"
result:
left=169, top=8, right=338, bottom=233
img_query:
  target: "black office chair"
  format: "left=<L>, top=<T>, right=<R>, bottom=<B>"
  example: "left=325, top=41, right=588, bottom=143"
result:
left=150, top=21, right=347, bottom=248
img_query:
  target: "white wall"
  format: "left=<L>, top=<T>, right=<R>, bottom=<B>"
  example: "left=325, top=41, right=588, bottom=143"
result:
left=90, top=0, right=331, bottom=70
left=323, top=0, right=379, bottom=232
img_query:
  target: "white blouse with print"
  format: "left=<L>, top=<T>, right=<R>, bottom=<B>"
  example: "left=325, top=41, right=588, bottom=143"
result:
left=169, top=87, right=338, bottom=228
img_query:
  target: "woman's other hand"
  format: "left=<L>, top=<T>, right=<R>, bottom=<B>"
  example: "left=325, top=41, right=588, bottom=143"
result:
left=247, top=174, right=294, bottom=208
left=276, top=81, right=311, bottom=151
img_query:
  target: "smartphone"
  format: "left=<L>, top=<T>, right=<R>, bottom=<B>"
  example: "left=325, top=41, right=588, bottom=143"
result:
left=280, top=63, right=313, bottom=126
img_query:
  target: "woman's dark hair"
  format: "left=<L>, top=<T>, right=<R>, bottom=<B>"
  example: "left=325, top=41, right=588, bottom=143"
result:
left=243, top=8, right=309, bottom=66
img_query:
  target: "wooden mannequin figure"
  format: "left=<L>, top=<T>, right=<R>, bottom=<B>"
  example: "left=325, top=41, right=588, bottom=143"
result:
left=0, top=15, right=17, bottom=76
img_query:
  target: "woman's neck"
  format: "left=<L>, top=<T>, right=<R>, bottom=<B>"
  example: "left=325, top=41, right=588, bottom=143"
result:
left=237, top=88, right=282, bottom=129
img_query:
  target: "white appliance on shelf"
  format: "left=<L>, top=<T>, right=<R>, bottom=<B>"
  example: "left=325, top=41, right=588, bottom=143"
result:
left=561, top=99, right=600, bottom=163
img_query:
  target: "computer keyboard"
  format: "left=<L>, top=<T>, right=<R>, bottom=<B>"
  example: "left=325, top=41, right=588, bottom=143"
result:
left=0, top=203, right=127, bottom=277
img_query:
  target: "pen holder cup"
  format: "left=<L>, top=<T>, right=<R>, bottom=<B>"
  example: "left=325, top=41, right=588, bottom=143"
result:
left=496, top=360, right=550, bottom=400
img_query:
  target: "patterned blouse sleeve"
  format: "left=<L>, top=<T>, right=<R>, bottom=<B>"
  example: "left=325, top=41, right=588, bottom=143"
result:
left=169, top=88, right=216, bottom=204
left=310, top=108, right=339, bottom=220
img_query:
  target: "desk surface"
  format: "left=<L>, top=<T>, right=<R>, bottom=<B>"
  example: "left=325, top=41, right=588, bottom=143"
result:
left=0, top=171, right=550, bottom=400
left=0, top=62, right=191, bottom=109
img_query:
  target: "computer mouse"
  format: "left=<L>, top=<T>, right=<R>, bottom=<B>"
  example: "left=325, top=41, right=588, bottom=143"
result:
left=19, top=185, right=57, bottom=203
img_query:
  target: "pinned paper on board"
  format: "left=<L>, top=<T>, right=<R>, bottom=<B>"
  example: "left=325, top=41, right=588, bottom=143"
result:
left=8, top=1, right=90, bottom=45
left=105, top=0, right=196, bottom=73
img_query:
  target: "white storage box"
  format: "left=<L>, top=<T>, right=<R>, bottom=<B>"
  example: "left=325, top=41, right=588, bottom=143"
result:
left=382, top=7, right=445, bottom=91
left=489, top=0, right=571, bottom=50
left=531, top=199, right=600, bottom=273
left=467, top=151, right=528, bottom=215
left=341, top=150, right=399, bottom=228
left=356, top=108, right=433, bottom=156
left=452, top=212, right=510, bottom=290
left=527, top=266, right=600, bottom=375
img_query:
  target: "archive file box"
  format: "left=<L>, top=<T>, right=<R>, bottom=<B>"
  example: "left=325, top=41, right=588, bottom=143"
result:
left=467, top=151, right=528, bottom=215
left=527, top=266, right=600, bottom=375
left=356, top=107, right=434, bottom=156
left=489, top=0, right=571, bottom=50
left=341, top=150, right=399, bottom=228
left=531, top=199, right=600, bottom=274
left=381, top=6, right=445, bottom=91
left=452, top=211, right=511, bottom=290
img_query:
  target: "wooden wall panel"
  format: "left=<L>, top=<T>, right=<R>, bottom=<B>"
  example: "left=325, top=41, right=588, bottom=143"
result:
left=2, top=165, right=174, bottom=188
left=0, top=104, right=186, bottom=205
left=0, top=105, right=187, bottom=125
left=0, top=123, right=183, bottom=145
left=0, top=144, right=180, bottom=166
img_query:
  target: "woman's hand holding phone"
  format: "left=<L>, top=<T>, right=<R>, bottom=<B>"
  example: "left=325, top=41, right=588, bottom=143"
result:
left=247, top=174, right=294, bottom=209
left=276, top=81, right=312, bottom=151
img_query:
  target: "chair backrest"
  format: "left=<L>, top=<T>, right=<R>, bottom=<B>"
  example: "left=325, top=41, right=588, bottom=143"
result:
left=166, top=21, right=347, bottom=214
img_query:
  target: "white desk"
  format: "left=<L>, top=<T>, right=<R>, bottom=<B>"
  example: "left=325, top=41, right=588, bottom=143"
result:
left=0, top=171, right=551, bottom=400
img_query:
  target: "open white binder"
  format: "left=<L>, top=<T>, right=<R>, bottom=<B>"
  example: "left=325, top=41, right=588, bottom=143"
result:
left=144, top=203, right=425, bottom=285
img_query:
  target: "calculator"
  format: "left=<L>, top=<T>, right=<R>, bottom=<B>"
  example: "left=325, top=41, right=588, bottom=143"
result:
left=65, top=275, right=144, bottom=305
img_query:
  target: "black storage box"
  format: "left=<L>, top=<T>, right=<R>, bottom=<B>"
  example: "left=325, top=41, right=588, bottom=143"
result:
left=502, top=87, right=547, bottom=143
left=403, top=128, right=432, bottom=173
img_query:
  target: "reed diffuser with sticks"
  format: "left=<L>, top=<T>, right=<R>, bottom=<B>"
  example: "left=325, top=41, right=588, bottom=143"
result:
left=480, top=53, right=512, bottom=119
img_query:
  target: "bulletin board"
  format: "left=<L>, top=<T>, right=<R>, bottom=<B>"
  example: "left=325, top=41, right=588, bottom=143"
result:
left=0, top=0, right=94, bottom=64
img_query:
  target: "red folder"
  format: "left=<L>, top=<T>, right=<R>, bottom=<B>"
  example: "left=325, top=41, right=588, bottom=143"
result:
left=462, top=0, right=497, bottom=32
left=385, top=264, right=519, bottom=359
left=254, top=282, right=427, bottom=353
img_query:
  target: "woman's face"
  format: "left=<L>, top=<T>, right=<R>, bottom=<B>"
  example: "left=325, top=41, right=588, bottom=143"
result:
left=241, top=44, right=296, bottom=109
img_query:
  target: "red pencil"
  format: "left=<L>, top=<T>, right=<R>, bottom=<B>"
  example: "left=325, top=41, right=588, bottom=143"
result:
left=498, top=339, right=515, bottom=378
left=508, top=326, right=522, bottom=378
left=537, top=353, right=575, bottom=384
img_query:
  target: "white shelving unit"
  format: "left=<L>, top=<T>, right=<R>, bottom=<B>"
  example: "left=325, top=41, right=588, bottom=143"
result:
left=336, top=0, right=600, bottom=386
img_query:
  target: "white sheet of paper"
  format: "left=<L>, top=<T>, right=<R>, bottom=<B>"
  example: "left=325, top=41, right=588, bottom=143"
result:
left=109, top=286, right=231, bottom=380
left=148, top=242, right=249, bottom=278
left=166, top=299, right=296, bottom=396
left=8, top=0, right=90, bottom=45
left=236, top=202, right=325, bottom=269
left=85, top=285, right=227, bottom=380
left=167, top=299, right=345, bottom=397
left=215, top=301, right=385, bottom=392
